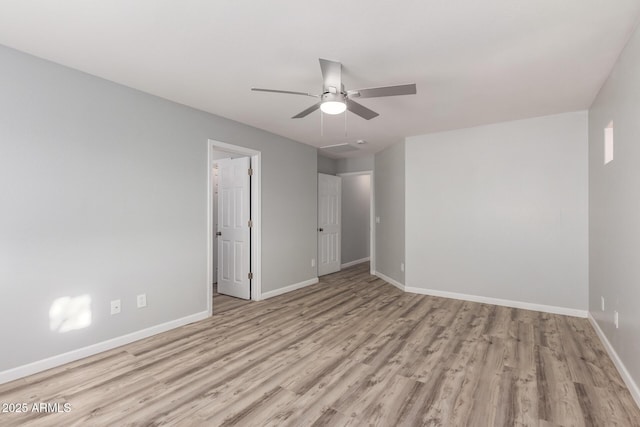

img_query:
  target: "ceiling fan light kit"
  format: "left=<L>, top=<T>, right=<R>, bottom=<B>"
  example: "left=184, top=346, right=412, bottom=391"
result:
left=251, top=58, right=416, bottom=120
left=320, top=92, right=347, bottom=115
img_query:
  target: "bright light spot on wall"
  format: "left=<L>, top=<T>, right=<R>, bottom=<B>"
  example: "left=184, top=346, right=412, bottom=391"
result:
left=50, top=295, right=92, bottom=333
left=604, top=121, right=614, bottom=165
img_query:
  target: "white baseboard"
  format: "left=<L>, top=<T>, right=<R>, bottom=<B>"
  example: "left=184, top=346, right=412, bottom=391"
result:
left=260, top=277, right=319, bottom=300
left=0, top=311, right=209, bottom=385
left=374, top=271, right=405, bottom=291
left=588, top=313, right=640, bottom=408
left=341, top=257, right=370, bottom=269
left=372, top=272, right=587, bottom=319
left=404, top=286, right=587, bottom=318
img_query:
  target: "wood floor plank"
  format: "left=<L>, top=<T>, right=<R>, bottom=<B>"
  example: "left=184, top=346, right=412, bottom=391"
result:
left=277, top=359, right=373, bottom=426
left=1, top=262, right=638, bottom=426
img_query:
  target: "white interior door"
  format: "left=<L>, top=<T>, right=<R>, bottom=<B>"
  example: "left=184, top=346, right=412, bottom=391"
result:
left=217, top=157, right=251, bottom=299
left=211, top=165, right=219, bottom=284
left=318, top=173, right=341, bottom=276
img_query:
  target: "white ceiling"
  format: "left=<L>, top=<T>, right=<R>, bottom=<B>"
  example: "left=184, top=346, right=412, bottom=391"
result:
left=1, top=1, right=639, bottom=158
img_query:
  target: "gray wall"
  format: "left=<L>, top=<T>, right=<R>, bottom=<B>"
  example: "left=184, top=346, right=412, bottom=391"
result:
left=341, top=175, right=370, bottom=265
left=317, top=154, right=374, bottom=176
left=405, top=112, right=589, bottom=310
left=317, top=154, right=337, bottom=175
left=374, top=143, right=405, bottom=284
left=336, top=155, right=374, bottom=174
left=0, top=45, right=317, bottom=372
left=589, top=22, right=640, bottom=389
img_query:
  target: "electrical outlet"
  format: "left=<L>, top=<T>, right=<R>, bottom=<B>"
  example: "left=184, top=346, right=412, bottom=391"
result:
left=110, top=299, right=121, bottom=315
left=311, top=258, right=315, bottom=268
left=614, top=311, right=619, bottom=329
left=601, top=296, right=605, bottom=311
left=137, top=294, right=147, bottom=308
left=400, top=262, right=405, bottom=272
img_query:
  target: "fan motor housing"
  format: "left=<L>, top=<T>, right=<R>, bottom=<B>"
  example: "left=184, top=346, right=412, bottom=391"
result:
left=321, top=92, right=346, bottom=103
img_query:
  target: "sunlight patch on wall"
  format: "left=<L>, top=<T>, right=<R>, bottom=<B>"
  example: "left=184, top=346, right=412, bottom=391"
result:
left=49, top=295, right=92, bottom=333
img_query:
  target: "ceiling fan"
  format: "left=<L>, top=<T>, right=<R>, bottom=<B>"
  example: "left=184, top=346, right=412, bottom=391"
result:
left=251, top=58, right=417, bottom=120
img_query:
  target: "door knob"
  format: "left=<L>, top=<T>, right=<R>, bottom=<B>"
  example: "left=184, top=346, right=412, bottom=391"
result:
left=318, top=228, right=324, bottom=232
left=216, top=231, right=222, bottom=236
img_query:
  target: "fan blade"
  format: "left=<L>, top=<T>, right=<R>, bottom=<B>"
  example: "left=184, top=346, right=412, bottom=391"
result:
left=251, top=88, right=318, bottom=97
left=319, top=58, right=342, bottom=91
left=348, top=83, right=416, bottom=99
left=292, top=102, right=321, bottom=119
left=346, top=99, right=379, bottom=120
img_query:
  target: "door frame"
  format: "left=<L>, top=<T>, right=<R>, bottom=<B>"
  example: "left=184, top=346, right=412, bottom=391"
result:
left=207, top=139, right=262, bottom=315
left=336, top=171, right=375, bottom=275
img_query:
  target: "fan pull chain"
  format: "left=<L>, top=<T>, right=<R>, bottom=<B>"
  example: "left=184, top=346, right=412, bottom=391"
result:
left=320, top=111, right=324, bottom=137
left=344, top=109, right=348, bottom=136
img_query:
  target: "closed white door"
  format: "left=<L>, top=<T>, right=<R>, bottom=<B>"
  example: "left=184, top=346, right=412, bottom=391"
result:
left=217, top=157, right=251, bottom=299
left=318, top=173, right=341, bottom=276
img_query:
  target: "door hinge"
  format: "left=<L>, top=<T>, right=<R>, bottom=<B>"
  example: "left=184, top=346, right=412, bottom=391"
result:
left=248, top=168, right=253, bottom=176
left=248, top=272, right=253, bottom=280
left=248, top=220, right=253, bottom=228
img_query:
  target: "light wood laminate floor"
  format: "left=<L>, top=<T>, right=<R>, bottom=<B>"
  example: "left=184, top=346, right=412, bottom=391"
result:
left=1, top=263, right=639, bottom=426
left=212, top=282, right=252, bottom=314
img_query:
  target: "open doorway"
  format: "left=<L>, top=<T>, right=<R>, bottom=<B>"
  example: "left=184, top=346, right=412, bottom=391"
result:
left=337, top=171, right=374, bottom=274
left=207, top=140, right=262, bottom=315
